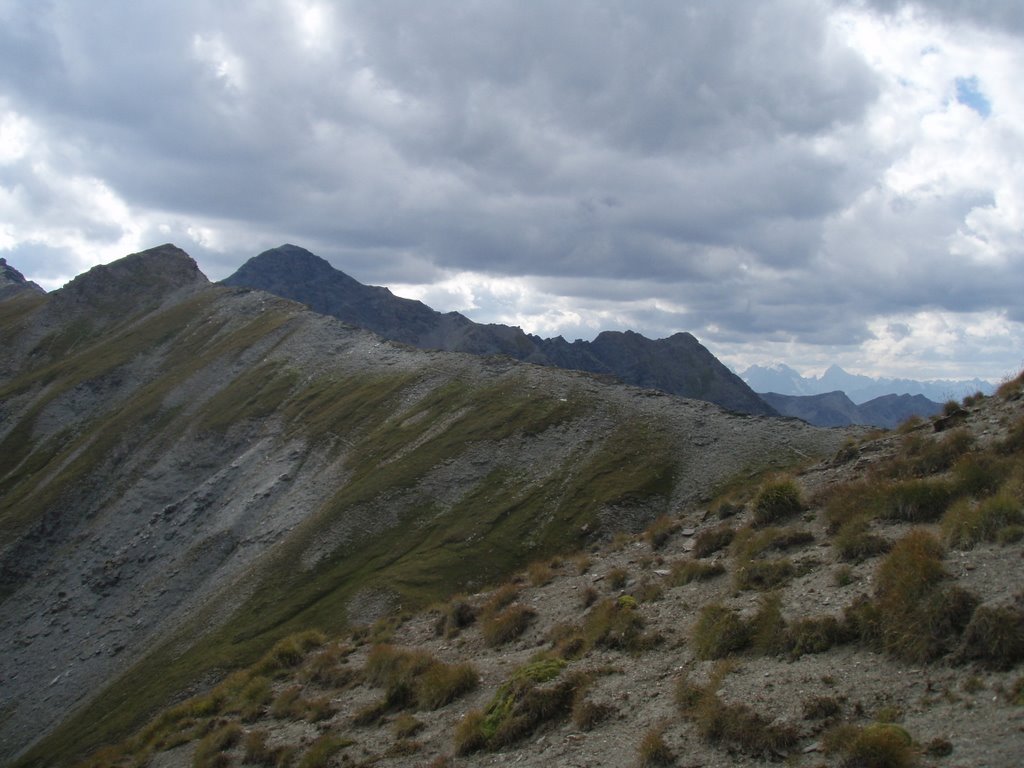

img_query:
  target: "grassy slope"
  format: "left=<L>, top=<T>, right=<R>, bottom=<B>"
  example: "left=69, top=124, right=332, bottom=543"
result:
left=7, top=290, right=684, bottom=766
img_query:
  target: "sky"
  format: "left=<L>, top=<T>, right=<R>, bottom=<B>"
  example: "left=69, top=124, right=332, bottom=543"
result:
left=1, top=1, right=1022, bottom=382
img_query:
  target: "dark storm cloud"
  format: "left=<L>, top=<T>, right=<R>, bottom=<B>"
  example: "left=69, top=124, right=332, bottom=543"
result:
left=0, top=1, right=1021, bottom=379
left=861, top=0, right=1024, bottom=34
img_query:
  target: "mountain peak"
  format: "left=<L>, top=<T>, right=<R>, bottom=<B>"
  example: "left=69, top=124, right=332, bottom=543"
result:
left=53, top=244, right=208, bottom=313
left=0, top=257, right=45, bottom=300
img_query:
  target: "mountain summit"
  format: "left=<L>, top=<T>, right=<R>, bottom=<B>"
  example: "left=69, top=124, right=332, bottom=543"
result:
left=0, top=257, right=44, bottom=300
left=223, top=246, right=775, bottom=416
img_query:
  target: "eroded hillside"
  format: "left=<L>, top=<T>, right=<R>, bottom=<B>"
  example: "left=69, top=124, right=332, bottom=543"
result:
left=0, top=247, right=848, bottom=766
left=68, top=372, right=1024, bottom=768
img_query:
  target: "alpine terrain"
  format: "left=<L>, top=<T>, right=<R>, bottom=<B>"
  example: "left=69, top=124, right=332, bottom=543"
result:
left=1, top=245, right=851, bottom=766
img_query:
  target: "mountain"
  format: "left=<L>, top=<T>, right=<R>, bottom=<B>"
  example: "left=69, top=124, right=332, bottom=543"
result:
left=0, top=246, right=846, bottom=766
left=742, top=362, right=994, bottom=404
left=222, top=245, right=775, bottom=416
left=27, top=346, right=1024, bottom=767
left=0, top=257, right=44, bottom=301
left=760, top=390, right=944, bottom=428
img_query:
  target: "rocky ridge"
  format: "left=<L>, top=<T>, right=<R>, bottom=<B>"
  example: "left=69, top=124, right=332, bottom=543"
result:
left=221, top=245, right=775, bottom=416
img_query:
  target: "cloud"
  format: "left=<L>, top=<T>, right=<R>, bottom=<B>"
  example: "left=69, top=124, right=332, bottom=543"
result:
left=0, top=1, right=1021, bottom=380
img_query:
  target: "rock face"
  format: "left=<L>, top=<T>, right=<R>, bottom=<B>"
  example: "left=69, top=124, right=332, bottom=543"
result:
left=0, top=257, right=45, bottom=300
left=0, top=245, right=848, bottom=765
left=222, top=245, right=775, bottom=416
left=760, top=390, right=944, bottom=428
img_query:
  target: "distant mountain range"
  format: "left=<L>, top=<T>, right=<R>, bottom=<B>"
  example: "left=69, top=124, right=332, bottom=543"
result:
left=759, top=390, right=944, bottom=429
left=742, top=362, right=994, bottom=405
left=222, top=245, right=775, bottom=416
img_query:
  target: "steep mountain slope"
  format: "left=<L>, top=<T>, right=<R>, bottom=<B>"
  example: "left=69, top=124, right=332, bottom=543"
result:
left=67, top=371, right=1024, bottom=768
left=0, top=246, right=845, bottom=766
left=761, top=390, right=944, bottom=428
left=221, top=245, right=774, bottom=416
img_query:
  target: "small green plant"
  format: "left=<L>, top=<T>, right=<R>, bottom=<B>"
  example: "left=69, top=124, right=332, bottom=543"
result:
left=751, top=478, right=803, bottom=527
left=635, top=723, right=674, bottom=766
left=692, top=603, right=751, bottom=659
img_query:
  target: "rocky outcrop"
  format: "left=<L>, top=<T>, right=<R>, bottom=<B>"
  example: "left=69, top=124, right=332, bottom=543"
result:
left=0, top=257, right=45, bottom=301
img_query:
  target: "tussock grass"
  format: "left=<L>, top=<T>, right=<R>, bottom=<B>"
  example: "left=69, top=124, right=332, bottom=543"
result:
left=834, top=518, right=891, bottom=562
left=750, top=478, right=803, bottom=527
left=643, top=515, right=678, bottom=550
left=253, top=630, right=326, bottom=677
left=668, top=559, right=725, bottom=585
left=192, top=722, right=242, bottom=768
left=823, top=722, right=916, bottom=768
left=433, top=595, right=476, bottom=639
left=452, top=660, right=587, bottom=754
left=692, top=603, right=751, bottom=659
left=527, top=560, right=556, bottom=586
left=958, top=604, right=1024, bottom=669
left=733, top=557, right=795, bottom=591
left=583, top=597, right=660, bottom=652
left=635, top=723, right=674, bottom=766
left=942, top=492, right=1023, bottom=549
left=606, top=566, right=630, bottom=590
left=363, top=644, right=478, bottom=712
left=846, top=530, right=978, bottom=663
left=692, top=524, right=735, bottom=558
left=481, top=603, right=536, bottom=647
left=296, top=734, right=354, bottom=768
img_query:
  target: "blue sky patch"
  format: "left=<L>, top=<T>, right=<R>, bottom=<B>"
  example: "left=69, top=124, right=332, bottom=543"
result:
left=956, top=76, right=992, bottom=117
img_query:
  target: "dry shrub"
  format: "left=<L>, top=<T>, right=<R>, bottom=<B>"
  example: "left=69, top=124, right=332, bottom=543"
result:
left=452, top=660, right=587, bottom=753
left=297, top=734, right=354, bottom=768
left=583, top=597, right=658, bottom=652
left=668, top=559, right=725, bottom=585
left=643, top=515, right=678, bottom=550
left=824, top=722, right=916, bottom=768
left=958, top=604, right=1024, bottom=670
left=636, top=723, right=674, bottom=767
left=192, top=722, right=242, bottom=768
left=856, top=530, right=978, bottom=662
left=751, top=478, right=803, bottom=527
left=835, top=518, right=891, bottom=562
left=481, top=603, right=536, bottom=647
left=358, top=644, right=478, bottom=722
left=996, top=369, right=1024, bottom=400
left=688, top=691, right=799, bottom=758
left=572, top=691, right=612, bottom=731
left=802, top=696, right=842, bottom=721
left=942, top=493, right=1024, bottom=550
left=692, top=603, right=751, bottom=660
left=527, top=560, right=556, bottom=586
left=785, top=616, right=847, bottom=659
left=606, top=566, right=630, bottom=590
left=693, top=524, right=735, bottom=558
left=480, top=582, right=520, bottom=616
left=434, top=595, right=476, bottom=639
left=876, top=478, right=955, bottom=523
left=253, top=630, right=326, bottom=676
left=733, top=557, right=795, bottom=591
